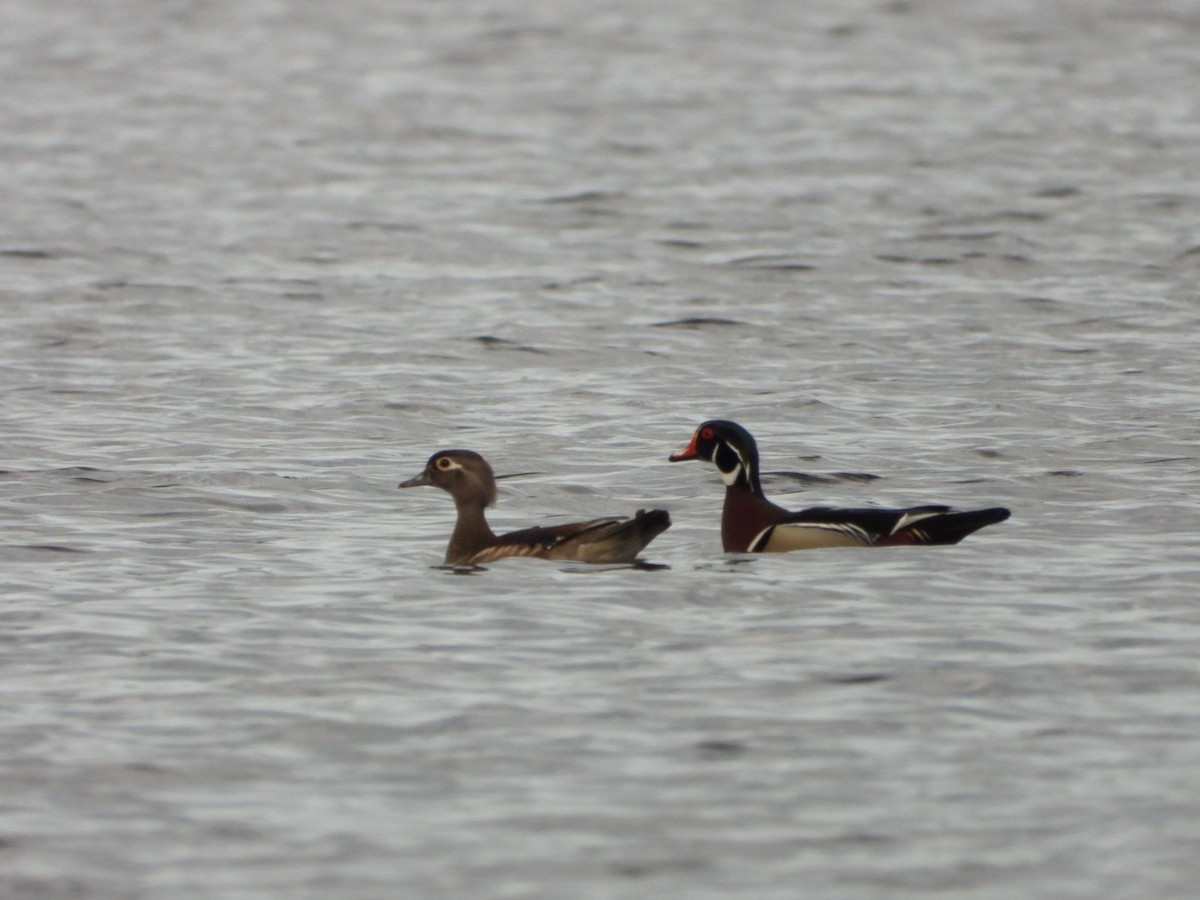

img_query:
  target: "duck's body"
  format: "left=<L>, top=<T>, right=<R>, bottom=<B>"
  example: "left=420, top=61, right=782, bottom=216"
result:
left=670, top=420, right=1009, bottom=553
left=401, top=449, right=670, bottom=566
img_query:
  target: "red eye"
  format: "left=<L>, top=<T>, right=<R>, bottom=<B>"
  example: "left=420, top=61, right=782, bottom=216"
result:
left=700, top=426, right=716, bottom=440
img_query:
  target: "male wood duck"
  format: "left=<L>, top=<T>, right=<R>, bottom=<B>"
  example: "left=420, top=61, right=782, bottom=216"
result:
left=669, top=420, right=1010, bottom=552
left=400, top=449, right=671, bottom=566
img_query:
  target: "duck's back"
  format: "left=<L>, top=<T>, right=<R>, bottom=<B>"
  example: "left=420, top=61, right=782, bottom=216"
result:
left=471, top=509, right=670, bottom=565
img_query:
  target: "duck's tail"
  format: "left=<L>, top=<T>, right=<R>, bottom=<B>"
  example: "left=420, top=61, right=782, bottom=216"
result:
left=885, top=506, right=1011, bottom=546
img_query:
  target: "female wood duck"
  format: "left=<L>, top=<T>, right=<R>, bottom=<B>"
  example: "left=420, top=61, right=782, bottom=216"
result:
left=669, top=420, right=1010, bottom=553
left=400, top=449, right=671, bottom=566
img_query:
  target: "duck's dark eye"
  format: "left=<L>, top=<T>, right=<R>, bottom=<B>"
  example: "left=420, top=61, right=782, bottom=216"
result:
left=435, top=457, right=453, bottom=471
left=700, top=426, right=716, bottom=441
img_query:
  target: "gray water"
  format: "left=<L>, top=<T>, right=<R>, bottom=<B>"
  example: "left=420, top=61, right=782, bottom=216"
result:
left=3, top=0, right=1200, bottom=896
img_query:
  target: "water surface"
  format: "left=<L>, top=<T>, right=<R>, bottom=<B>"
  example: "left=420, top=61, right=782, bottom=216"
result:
left=3, top=1, right=1200, bottom=896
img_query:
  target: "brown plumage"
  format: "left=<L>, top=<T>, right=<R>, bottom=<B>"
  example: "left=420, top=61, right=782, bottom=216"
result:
left=400, top=449, right=671, bottom=566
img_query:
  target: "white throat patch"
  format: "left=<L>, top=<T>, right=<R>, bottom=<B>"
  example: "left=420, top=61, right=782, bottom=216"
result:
left=715, top=440, right=750, bottom=487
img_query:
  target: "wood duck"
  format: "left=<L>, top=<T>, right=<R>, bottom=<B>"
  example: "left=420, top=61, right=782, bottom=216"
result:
left=669, top=420, right=1010, bottom=553
left=400, top=449, right=671, bottom=566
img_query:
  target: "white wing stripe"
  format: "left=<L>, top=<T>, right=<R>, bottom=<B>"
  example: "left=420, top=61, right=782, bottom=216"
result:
left=889, top=510, right=943, bottom=534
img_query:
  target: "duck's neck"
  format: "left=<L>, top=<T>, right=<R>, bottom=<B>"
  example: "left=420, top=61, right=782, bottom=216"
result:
left=721, top=480, right=787, bottom=553
left=446, top=499, right=496, bottom=565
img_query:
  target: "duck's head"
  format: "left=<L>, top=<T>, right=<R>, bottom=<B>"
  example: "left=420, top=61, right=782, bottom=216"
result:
left=400, top=449, right=498, bottom=507
left=669, top=419, right=763, bottom=492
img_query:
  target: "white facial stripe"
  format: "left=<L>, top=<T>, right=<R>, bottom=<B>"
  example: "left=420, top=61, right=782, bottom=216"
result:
left=715, top=439, right=750, bottom=485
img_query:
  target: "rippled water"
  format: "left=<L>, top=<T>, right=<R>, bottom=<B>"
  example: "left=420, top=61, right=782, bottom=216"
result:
left=4, top=0, right=1200, bottom=896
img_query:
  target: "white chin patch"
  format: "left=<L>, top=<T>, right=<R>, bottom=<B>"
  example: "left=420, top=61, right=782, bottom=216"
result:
left=719, top=463, right=742, bottom=486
